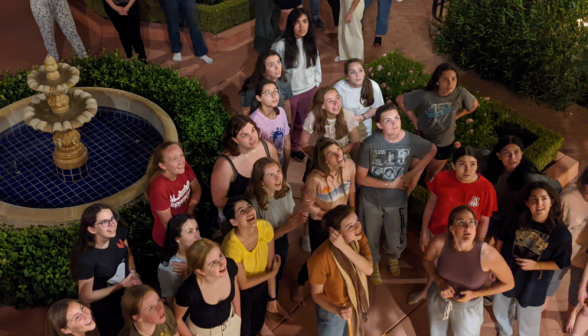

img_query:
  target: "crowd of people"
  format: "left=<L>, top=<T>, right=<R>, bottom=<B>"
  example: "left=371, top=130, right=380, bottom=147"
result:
left=33, top=3, right=588, bottom=336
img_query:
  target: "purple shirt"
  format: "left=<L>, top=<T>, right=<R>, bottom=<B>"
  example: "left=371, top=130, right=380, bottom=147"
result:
left=250, top=107, right=290, bottom=159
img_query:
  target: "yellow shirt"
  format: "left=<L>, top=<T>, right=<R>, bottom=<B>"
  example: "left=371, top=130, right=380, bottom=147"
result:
left=221, top=219, right=274, bottom=277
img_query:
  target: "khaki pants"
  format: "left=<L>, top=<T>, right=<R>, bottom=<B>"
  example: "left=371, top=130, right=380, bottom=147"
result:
left=186, top=305, right=241, bottom=336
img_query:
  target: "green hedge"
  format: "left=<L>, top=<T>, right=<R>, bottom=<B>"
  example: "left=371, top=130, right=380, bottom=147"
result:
left=0, top=52, right=227, bottom=308
left=366, top=50, right=564, bottom=221
left=78, top=0, right=254, bottom=34
left=434, top=0, right=588, bottom=112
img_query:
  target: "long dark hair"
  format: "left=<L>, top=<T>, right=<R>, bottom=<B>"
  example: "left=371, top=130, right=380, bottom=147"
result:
left=254, top=79, right=281, bottom=115
left=160, top=213, right=197, bottom=265
left=425, top=63, right=459, bottom=92
left=311, top=86, right=349, bottom=140
left=280, top=8, right=318, bottom=69
left=452, top=146, right=479, bottom=168
left=244, top=157, right=290, bottom=210
left=322, top=204, right=355, bottom=231
left=446, top=205, right=477, bottom=249
left=222, top=115, right=261, bottom=156
left=483, top=135, right=539, bottom=191
left=240, top=49, right=286, bottom=95
left=70, top=204, right=122, bottom=281
left=344, top=59, right=374, bottom=107
left=519, top=181, right=563, bottom=233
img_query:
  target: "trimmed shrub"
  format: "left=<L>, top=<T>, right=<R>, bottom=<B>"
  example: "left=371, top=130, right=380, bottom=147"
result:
left=435, top=0, right=588, bottom=111
left=367, top=50, right=564, bottom=221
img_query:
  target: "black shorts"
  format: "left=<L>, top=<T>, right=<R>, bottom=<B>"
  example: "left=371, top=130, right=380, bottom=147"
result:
left=434, top=143, right=456, bottom=160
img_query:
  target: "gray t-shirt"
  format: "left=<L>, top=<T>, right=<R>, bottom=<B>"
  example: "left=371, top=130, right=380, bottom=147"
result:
left=404, top=87, right=476, bottom=147
left=359, top=132, right=433, bottom=207
left=250, top=186, right=295, bottom=229
left=157, top=255, right=186, bottom=298
left=241, top=79, right=293, bottom=112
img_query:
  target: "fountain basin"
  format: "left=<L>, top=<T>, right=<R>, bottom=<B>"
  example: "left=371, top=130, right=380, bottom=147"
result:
left=0, top=87, right=178, bottom=227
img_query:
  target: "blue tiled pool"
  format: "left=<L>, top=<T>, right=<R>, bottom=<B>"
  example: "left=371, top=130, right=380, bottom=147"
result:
left=0, top=107, right=163, bottom=208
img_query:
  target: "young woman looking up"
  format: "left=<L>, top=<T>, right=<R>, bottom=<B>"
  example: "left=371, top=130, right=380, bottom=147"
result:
left=119, top=285, right=178, bottom=336
left=157, top=213, right=201, bottom=306
left=293, top=137, right=357, bottom=305
left=272, top=8, right=322, bottom=162
left=493, top=182, right=572, bottom=336
left=221, top=196, right=282, bottom=336
left=70, top=204, right=142, bottom=336
left=333, top=59, right=384, bottom=141
left=301, top=86, right=360, bottom=157
left=396, top=63, right=479, bottom=182
left=250, top=79, right=292, bottom=174
left=408, top=146, right=497, bottom=305
left=245, top=157, right=308, bottom=293
left=145, top=141, right=202, bottom=247
left=308, top=205, right=373, bottom=336
left=210, top=115, right=279, bottom=213
left=357, top=103, right=436, bottom=283
left=423, top=205, right=514, bottom=336
left=46, top=299, right=99, bottom=336
left=240, top=49, right=293, bottom=118
left=172, top=239, right=241, bottom=336
left=483, top=135, right=562, bottom=242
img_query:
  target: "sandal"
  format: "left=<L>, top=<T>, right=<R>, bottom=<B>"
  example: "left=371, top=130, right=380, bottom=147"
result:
left=370, top=263, right=382, bottom=285
left=374, top=36, right=382, bottom=48
left=389, top=258, right=401, bottom=276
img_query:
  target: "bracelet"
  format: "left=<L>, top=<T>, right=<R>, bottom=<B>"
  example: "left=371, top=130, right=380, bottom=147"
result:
left=362, top=114, right=367, bottom=121
left=268, top=296, right=277, bottom=302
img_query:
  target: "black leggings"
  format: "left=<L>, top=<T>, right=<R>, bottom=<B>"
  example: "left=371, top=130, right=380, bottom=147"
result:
left=103, top=0, right=146, bottom=59
left=241, top=282, right=269, bottom=336
left=296, top=218, right=329, bottom=286
left=327, top=0, right=340, bottom=26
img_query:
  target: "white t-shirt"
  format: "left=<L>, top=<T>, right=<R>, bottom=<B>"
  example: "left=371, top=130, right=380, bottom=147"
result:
left=334, top=79, right=384, bottom=140
left=302, top=108, right=359, bottom=149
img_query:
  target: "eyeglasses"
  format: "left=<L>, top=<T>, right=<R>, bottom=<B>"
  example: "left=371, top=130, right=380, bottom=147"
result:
left=261, top=89, right=280, bottom=97
left=454, top=220, right=478, bottom=228
left=96, top=217, right=117, bottom=228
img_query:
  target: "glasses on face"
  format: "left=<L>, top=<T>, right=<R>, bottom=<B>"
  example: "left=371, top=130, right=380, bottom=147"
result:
left=454, top=220, right=478, bottom=229
left=261, top=89, right=280, bottom=97
left=96, top=217, right=117, bottom=228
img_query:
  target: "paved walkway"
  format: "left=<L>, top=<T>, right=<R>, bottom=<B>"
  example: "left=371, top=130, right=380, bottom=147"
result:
left=1, top=0, right=587, bottom=335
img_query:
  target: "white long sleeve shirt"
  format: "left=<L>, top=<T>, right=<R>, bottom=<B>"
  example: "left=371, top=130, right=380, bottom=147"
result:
left=272, top=38, right=322, bottom=96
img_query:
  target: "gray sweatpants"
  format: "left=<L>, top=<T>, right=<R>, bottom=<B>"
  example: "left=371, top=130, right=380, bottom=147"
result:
left=30, top=0, right=88, bottom=61
left=492, top=293, right=542, bottom=336
left=427, top=282, right=484, bottom=336
left=359, top=191, right=407, bottom=263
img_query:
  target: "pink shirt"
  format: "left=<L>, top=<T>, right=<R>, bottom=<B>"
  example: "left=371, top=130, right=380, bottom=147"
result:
left=250, top=107, right=290, bottom=160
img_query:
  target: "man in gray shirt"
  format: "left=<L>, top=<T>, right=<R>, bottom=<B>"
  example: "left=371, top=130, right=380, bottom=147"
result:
left=357, top=103, right=436, bottom=284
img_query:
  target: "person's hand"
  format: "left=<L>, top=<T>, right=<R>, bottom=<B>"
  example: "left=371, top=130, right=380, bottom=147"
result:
left=172, top=261, right=188, bottom=277
left=284, top=212, right=307, bottom=233
left=438, top=280, right=455, bottom=299
left=411, top=121, right=419, bottom=134
left=120, top=274, right=142, bottom=288
left=419, top=231, right=429, bottom=252
left=355, top=115, right=363, bottom=123
left=112, top=5, right=124, bottom=15
left=338, top=304, right=353, bottom=320
left=121, top=5, right=131, bottom=15
left=270, top=255, right=282, bottom=275
left=267, top=300, right=279, bottom=313
left=455, top=290, right=477, bottom=303
left=579, top=288, right=588, bottom=307
left=345, top=10, right=354, bottom=23
left=389, top=175, right=406, bottom=189
left=402, top=170, right=417, bottom=190
left=515, top=258, right=537, bottom=271
left=329, top=227, right=346, bottom=250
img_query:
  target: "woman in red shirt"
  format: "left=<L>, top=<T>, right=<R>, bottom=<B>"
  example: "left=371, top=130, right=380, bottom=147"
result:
left=145, top=142, right=202, bottom=247
left=409, top=146, right=497, bottom=305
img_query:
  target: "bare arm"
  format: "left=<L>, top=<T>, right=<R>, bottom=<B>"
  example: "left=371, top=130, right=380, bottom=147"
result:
left=311, top=284, right=341, bottom=315
left=420, top=193, right=438, bottom=235
left=283, top=100, right=292, bottom=124
left=341, top=127, right=360, bottom=155
left=283, top=134, right=291, bottom=176
left=266, top=240, right=277, bottom=299
left=235, top=261, right=278, bottom=290
left=477, top=215, right=490, bottom=240
left=396, top=94, right=419, bottom=131
left=273, top=212, right=307, bottom=239
left=455, top=99, right=479, bottom=120
left=356, top=166, right=405, bottom=189
left=78, top=278, right=123, bottom=304
left=330, top=232, right=373, bottom=276
left=232, top=276, right=241, bottom=316
left=172, top=301, right=192, bottom=336
left=155, top=209, right=173, bottom=230
left=187, top=177, right=202, bottom=214
left=103, top=0, right=122, bottom=11
left=210, top=157, right=233, bottom=209
left=266, top=142, right=280, bottom=163
left=301, top=130, right=313, bottom=156
left=422, top=236, right=446, bottom=285
left=403, top=145, right=437, bottom=185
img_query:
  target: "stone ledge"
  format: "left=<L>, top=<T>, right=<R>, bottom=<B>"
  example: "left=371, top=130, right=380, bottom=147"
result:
left=68, top=0, right=255, bottom=54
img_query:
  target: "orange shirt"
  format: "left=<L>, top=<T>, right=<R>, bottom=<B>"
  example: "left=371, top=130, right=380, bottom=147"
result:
left=307, top=234, right=371, bottom=306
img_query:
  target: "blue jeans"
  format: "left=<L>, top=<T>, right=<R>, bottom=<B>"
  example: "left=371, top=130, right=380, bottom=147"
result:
left=363, top=0, right=392, bottom=36
left=161, top=0, right=208, bottom=56
left=316, top=305, right=349, bottom=336
left=310, top=0, right=320, bottom=20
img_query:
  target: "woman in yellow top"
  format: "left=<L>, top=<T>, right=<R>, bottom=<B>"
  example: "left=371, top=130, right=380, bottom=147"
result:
left=221, top=195, right=281, bottom=336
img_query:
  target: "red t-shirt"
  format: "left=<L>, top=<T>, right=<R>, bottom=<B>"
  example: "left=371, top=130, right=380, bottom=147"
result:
left=427, top=170, right=497, bottom=235
left=149, top=163, right=196, bottom=246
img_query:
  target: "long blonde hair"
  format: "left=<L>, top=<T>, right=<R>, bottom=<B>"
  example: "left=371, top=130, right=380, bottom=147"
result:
left=186, top=238, right=221, bottom=275
left=311, top=86, right=349, bottom=140
left=144, top=141, right=182, bottom=196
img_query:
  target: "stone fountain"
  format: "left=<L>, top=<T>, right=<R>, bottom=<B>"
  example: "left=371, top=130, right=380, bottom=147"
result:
left=25, top=55, right=97, bottom=181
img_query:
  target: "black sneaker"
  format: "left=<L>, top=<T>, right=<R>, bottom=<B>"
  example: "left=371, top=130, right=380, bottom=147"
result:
left=291, top=150, right=306, bottom=161
left=315, top=18, right=325, bottom=31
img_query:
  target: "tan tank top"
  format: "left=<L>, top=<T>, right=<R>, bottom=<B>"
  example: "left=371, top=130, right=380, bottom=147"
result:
left=437, top=240, right=489, bottom=295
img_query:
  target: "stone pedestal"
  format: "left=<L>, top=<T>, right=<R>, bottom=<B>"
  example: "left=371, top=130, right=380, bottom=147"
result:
left=52, top=129, right=89, bottom=171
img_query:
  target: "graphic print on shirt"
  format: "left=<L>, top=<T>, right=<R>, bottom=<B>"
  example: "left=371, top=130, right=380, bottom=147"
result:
left=316, top=181, right=351, bottom=203
left=512, top=228, right=550, bottom=260
left=425, top=103, right=455, bottom=129
left=107, top=259, right=126, bottom=286
left=169, top=180, right=191, bottom=209
left=468, top=196, right=480, bottom=207
left=271, top=127, right=285, bottom=152
left=370, top=149, right=410, bottom=181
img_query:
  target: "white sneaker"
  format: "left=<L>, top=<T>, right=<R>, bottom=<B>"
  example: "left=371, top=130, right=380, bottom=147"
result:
left=172, top=53, right=182, bottom=62
left=200, top=55, right=213, bottom=64
left=301, top=234, right=311, bottom=253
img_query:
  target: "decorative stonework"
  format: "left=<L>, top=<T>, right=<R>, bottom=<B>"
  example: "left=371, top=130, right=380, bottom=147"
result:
left=52, top=129, right=89, bottom=170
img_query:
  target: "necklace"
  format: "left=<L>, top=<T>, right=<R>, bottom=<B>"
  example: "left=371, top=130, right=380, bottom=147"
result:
left=243, top=148, right=256, bottom=157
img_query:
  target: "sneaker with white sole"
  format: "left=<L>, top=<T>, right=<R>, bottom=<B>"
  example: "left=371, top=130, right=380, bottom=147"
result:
left=173, top=52, right=182, bottom=62
left=301, top=234, right=311, bottom=253
left=200, top=55, right=213, bottom=64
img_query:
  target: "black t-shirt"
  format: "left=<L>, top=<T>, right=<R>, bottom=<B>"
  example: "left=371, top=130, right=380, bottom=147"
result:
left=175, top=258, right=238, bottom=328
left=499, top=219, right=572, bottom=307
left=78, top=228, right=129, bottom=289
